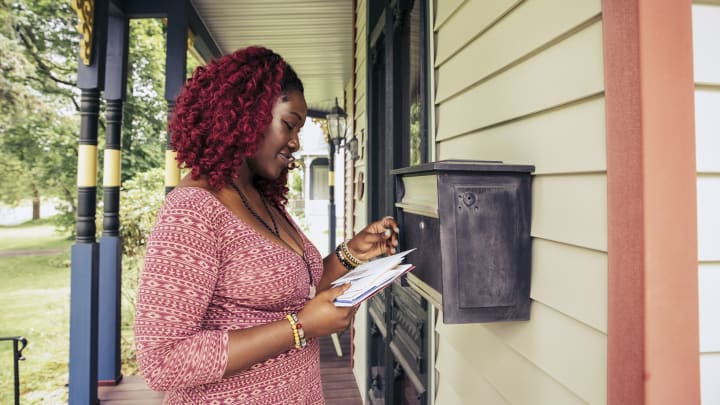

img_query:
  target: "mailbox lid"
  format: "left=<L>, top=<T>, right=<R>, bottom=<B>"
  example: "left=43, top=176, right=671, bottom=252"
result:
left=391, top=159, right=535, bottom=176
left=392, top=161, right=535, bottom=219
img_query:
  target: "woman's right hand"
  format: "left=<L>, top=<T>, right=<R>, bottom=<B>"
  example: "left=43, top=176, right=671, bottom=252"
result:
left=298, top=283, right=357, bottom=339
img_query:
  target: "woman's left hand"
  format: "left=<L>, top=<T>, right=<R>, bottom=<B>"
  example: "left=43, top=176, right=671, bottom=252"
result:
left=346, top=216, right=399, bottom=262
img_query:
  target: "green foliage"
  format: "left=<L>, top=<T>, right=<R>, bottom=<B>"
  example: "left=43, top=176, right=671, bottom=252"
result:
left=0, top=5, right=36, bottom=122
left=288, top=166, right=304, bottom=199
left=121, top=19, right=167, bottom=183
left=119, top=168, right=164, bottom=256
left=0, top=2, right=205, bottom=397
left=4, top=0, right=78, bottom=105
left=409, top=101, right=422, bottom=166
left=0, top=223, right=71, bottom=404
left=0, top=3, right=170, bottom=226
left=0, top=110, right=78, bottom=206
left=0, top=0, right=79, bottom=210
left=116, top=167, right=165, bottom=374
left=120, top=254, right=142, bottom=375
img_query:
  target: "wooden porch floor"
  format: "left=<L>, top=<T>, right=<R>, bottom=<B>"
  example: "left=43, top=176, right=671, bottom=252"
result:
left=99, top=332, right=361, bottom=404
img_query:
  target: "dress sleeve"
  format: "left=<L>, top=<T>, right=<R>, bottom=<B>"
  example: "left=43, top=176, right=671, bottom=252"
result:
left=134, top=197, right=229, bottom=391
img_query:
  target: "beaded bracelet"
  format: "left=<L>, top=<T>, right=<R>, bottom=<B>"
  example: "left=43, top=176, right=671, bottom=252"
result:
left=340, top=241, right=365, bottom=267
left=335, top=245, right=356, bottom=271
left=285, top=312, right=307, bottom=349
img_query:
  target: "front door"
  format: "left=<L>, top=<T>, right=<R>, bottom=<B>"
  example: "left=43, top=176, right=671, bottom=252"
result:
left=366, top=0, right=430, bottom=404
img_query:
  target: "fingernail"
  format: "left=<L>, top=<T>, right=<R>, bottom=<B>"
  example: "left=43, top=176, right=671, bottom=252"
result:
left=394, top=227, right=400, bottom=234
left=393, top=240, right=398, bottom=247
left=390, top=248, right=396, bottom=254
left=384, top=229, right=391, bottom=237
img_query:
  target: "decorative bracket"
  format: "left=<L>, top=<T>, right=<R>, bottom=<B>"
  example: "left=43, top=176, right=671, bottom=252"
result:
left=71, top=0, right=94, bottom=65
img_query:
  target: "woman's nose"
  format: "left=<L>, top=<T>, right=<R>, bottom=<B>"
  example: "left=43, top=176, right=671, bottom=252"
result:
left=288, top=134, right=300, bottom=153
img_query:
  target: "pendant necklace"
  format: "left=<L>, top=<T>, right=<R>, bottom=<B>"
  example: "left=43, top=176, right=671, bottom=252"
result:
left=230, top=182, right=316, bottom=298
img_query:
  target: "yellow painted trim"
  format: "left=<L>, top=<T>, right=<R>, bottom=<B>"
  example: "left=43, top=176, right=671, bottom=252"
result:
left=165, top=150, right=180, bottom=187
left=328, top=171, right=335, bottom=187
left=70, top=0, right=94, bottom=65
left=187, top=29, right=206, bottom=66
left=77, top=144, right=97, bottom=187
left=103, top=149, right=121, bottom=187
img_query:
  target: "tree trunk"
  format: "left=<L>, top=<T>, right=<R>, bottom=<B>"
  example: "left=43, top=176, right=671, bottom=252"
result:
left=32, top=186, right=40, bottom=220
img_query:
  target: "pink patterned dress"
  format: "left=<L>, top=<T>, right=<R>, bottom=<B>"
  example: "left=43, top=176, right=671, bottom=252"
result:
left=134, top=187, right=325, bottom=404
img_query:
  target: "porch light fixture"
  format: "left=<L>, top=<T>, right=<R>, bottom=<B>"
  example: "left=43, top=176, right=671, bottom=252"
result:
left=348, top=130, right=360, bottom=161
left=326, top=97, right=347, bottom=146
left=325, top=97, right=347, bottom=256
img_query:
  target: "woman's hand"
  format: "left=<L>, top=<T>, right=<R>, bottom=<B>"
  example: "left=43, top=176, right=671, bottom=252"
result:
left=346, top=216, right=399, bottom=262
left=298, top=284, right=358, bottom=339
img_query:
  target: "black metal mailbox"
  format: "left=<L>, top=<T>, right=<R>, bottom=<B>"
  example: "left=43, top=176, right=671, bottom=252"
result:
left=391, top=160, right=534, bottom=323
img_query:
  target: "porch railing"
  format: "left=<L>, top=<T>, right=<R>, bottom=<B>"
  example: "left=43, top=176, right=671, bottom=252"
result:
left=1, top=336, right=28, bottom=405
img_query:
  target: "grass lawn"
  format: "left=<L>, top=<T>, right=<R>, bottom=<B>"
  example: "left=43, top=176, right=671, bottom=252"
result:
left=0, top=221, right=72, bottom=404
left=0, top=221, right=142, bottom=404
left=0, top=223, right=70, bottom=252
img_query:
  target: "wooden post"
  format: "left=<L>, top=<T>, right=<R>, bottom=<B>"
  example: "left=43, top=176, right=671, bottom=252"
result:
left=98, top=13, right=129, bottom=386
left=164, top=0, right=188, bottom=194
left=69, top=0, right=108, bottom=402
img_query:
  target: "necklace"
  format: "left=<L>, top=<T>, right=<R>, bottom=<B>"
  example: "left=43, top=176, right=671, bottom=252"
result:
left=230, top=182, right=316, bottom=297
left=230, top=182, right=279, bottom=237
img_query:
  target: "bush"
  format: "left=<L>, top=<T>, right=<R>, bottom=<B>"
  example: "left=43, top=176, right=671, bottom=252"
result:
left=118, top=168, right=164, bottom=374
left=120, top=254, right=143, bottom=375
left=119, top=168, right=164, bottom=256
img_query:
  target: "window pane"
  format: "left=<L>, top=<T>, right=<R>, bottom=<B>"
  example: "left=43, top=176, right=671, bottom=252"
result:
left=311, top=163, right=329, bottom=200
left=408, top=0, right=423, bottom=166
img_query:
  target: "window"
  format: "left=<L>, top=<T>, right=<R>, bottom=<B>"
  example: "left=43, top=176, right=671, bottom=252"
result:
left=310, top=158, right=329, bottom=200
left=403, top=0, right=428, bottom=166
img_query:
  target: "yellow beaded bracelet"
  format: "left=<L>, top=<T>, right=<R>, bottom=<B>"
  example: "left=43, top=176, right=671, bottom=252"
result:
left=285, top=314, right=300, bottom=348
left=285, top=312, right=307, bottom=349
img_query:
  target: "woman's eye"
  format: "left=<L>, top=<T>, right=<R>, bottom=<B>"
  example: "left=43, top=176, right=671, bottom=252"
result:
left=283, top=121, right=294, bottom=131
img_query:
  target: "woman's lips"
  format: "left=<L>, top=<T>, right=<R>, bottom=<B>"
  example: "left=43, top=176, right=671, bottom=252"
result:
left=277, top=153, right=295, bottom=167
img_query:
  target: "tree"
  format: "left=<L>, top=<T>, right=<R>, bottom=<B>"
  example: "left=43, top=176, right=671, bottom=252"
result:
left=0, top=107, right=78, bottom=212
left=0, top=1, right=171, bottom=224
left=0, top=0, right=78, bottom=218
left=120, top=18, right=167, bottom=183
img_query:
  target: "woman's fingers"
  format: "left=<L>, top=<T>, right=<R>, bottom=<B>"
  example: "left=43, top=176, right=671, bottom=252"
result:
left=379, top=217, right=399, bottom=253
left=349, top=234, right=390, bottom=259
left=300, top=284, right=356, bottom=338
left=367, top=216, right=398, bottom=234
left=330, top=283, right=351, bottom=299
left=345, top=216, right=400, bottom=262
left=383, top=216, right=400, bottom=235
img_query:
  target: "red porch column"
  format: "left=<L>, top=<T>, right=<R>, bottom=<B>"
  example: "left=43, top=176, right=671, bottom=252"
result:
left=603, top=0, right=700, bottom=404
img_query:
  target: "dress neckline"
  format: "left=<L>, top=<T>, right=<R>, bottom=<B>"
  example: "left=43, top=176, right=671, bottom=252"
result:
left=177, top=186, right=310, bottom=261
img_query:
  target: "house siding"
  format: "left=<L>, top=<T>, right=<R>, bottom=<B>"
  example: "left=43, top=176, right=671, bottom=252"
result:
left=433, top=0, right=606, bottom=404
left=351, top=0, right=370, bottom=401
left=693, top=3, right=720, bottom=404
left=352, top=0, right=368, bottom=234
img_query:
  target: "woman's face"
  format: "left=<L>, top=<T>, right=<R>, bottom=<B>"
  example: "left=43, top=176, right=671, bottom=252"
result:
left=247, top=90, right=307, bottom=180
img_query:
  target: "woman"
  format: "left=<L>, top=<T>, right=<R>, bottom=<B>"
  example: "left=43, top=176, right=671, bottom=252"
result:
left=134, top=46, right=398, bottom=404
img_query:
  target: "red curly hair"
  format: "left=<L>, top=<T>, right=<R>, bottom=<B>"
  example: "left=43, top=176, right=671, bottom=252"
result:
left=170, top=46, right=302, bottom=206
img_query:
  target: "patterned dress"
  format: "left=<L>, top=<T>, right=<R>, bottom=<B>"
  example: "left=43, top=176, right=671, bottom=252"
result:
left=134, top=187, right=325, bottom=404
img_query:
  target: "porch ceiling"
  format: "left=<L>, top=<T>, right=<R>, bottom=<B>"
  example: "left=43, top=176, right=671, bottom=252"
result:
left=190, top=0, right=353, bottom=114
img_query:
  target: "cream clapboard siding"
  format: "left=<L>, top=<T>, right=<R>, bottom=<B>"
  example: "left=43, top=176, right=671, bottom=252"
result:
left=353, top=0, right=368, bottom=234
left=433, top=0, right=606, bottom=404
left=692, top=3, right=720, bottom=404
left=351, top=0, right=370, bottom=401
left=344, top=80, right=354, bottom=239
